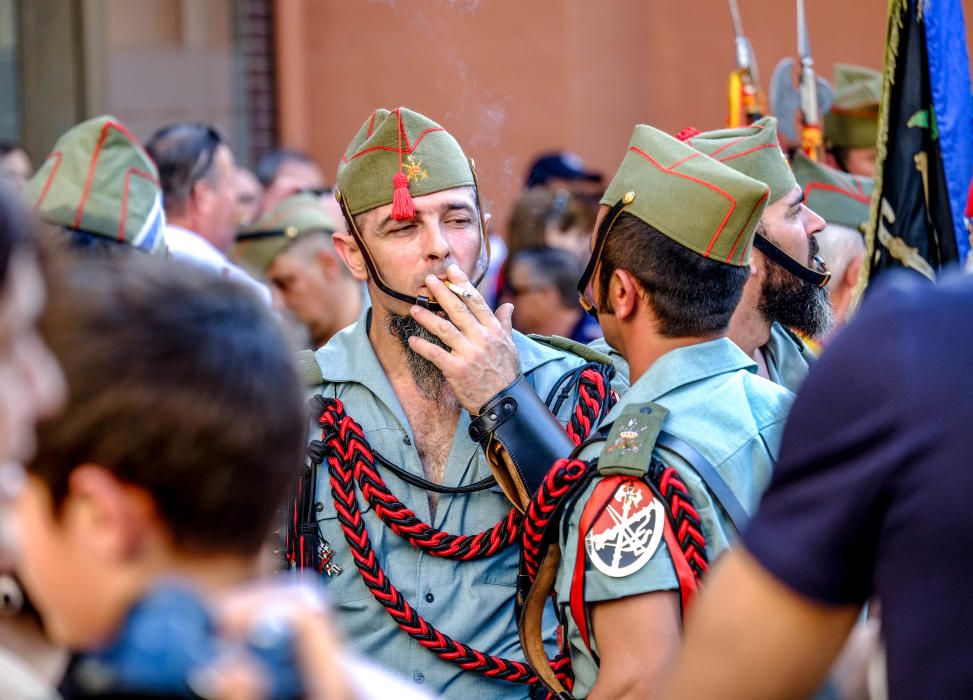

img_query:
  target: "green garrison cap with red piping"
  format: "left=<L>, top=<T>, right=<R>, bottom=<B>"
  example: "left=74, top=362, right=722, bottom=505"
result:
left=824, top=64, right=882, bottom=149
left=334, top=107, right=474, bottom=218
left=679, top=116, right=797, bottom=204
left=791, top=151, right=874, bottom=231
left=233, top=191, right=337, bottom=274
left=25, top=115, right=166, bottom=255
left=601, top=124, right=771, bottom=267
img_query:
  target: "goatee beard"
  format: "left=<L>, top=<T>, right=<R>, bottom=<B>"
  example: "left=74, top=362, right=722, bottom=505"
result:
left=758, top=262, right=835, bottom=339
left=385, top=312, right=450, bottom=400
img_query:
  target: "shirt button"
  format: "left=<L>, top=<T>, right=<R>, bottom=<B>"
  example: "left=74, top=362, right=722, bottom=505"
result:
left=403, top=435, right=412, bottom=446
left=424, top=592, right=435, bottom=603
left=413, top=672, right=425, bottom=684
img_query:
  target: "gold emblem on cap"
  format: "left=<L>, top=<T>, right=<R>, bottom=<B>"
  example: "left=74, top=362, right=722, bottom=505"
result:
left=622, top=191, right=636, bottom=205
left=334, top=188, right=343, bottom=202
left=402, top=155, right=429, bottom=183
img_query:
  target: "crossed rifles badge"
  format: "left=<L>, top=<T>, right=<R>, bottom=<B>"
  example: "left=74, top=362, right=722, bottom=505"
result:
left=584, top=478, right=665, bottom=578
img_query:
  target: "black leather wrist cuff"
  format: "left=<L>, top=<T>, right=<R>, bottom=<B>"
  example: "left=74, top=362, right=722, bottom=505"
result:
left=469, top=374, right=575, bottom=496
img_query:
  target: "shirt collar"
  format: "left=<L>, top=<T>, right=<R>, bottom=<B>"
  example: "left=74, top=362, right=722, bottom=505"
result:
left=604, top=337, right=756, bottom=422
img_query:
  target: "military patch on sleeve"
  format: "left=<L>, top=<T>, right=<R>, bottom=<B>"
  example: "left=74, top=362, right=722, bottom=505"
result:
left=584, top=477, right=665, bottom=578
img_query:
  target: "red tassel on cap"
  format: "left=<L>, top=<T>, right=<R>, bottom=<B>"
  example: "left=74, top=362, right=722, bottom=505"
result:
left=390, top=109, right=416, bottom=221
left=675, top=127, right=701, bottom=142
left=392, top=171, right=415, bottom=220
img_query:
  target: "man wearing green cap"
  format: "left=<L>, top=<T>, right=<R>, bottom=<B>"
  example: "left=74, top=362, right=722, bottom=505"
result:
left=681, top=117, right=833, bottom=393
left=792, top=152, right=873, bottom=327
left=234, top=192, right=363, bottom=348
left=824, top=64, right=882, bottom=178
left=25, top=115, right=167, bottom=255
left=291, top=107, right=615, bottom=699
left=518, top=124, right=793, bottom=699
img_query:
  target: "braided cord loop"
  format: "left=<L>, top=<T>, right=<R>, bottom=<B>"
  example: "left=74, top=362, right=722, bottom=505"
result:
left=322, top=397, right=538, bottom=683
left=287, top=363, right=613, bottom=686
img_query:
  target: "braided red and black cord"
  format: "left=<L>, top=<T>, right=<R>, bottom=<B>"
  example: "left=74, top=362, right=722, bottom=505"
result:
left=289, top=366, right=612, bottom=686
left=321, top=398, right=544, bottom=683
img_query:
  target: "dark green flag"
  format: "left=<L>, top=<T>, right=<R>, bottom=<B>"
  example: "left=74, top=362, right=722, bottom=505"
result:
left=862, top=0, right=965, bottom=288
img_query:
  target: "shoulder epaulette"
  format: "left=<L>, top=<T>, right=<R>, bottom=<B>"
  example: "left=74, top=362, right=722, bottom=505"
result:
left=296, top=349, right=324, bottom=387
left=527, top=333, right=613, bottom=366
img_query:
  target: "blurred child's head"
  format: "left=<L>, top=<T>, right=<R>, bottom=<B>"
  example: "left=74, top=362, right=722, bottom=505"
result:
left=14, top=254, right=306, bottom=648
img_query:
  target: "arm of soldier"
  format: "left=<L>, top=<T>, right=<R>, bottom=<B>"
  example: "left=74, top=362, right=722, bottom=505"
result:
left=411, top=265, right=574, bottom=509
left=587, top=591, right=681, bottom=700
left=659, top=547, right=859, bottom=700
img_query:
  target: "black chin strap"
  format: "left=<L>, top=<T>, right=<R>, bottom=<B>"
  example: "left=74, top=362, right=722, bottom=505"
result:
left=752, top=234, right=831, bottom=288
left=334, top=159, right=491, bottom=312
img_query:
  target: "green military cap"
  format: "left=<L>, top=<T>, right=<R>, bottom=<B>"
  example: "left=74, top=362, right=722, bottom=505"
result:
left=791, top=151, right=874, bottom=232
left=601, top=124, right=770, bottom=267
left=233, top=192, right=337, bottom=274
left=824, top=64, right=882, bottom=149
left=335, top=107, right=475, bottom=218
left=25, top=115, right=166, bottom=255
left=680, top=116, right=797, bottom=204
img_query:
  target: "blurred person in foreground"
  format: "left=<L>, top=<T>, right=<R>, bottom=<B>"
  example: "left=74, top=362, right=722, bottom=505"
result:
left=0, top=141, right=33, bottom=192
left=235, top=192, right=363, bottom=348
left=517, top=124, right=791, bottom=700
left=681, top=118, right=834, bottom=393
left=503, top=246, right=600, bottom=343
left=659, top=270, right=972, bottom=700
left=145, top=122, right=269, bottom=302
left=14, top=252, right=434, bottom=699
left=0, top=183, right=67, bottom=699
left=792, top=152, right=871, bottom=329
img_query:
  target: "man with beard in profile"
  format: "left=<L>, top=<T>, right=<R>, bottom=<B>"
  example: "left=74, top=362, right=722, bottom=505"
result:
left=290, top=107, right=611, bottom=700
left=680, top=118, right=834, bottom=393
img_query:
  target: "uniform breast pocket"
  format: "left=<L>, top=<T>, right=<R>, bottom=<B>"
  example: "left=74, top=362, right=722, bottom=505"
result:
left=315, top=496, right=375, bottom=604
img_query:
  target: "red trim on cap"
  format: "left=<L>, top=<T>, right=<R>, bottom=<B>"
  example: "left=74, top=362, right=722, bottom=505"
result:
left=366, top=111, right=378, bottom=137
left=706, top=136, right=747, bottom=158
left=117, top=168, right=158, bottom=241
left=803, top=182, right=871, bottom=205
left=74, top=119, right=142, bottom=229
left=32, top=151, right=63, bottom=211
left=668, top=152, right=703, bottom=170
left=717, top=143, right=777, bottom=163
left=629, top=146, right=737, bottom=258
left=725, top=189, right=770, bottom=263
left=347, top=127, right=444, bottom=161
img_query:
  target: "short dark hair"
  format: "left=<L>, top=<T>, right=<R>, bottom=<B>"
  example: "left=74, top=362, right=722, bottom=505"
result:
left=256, top=148, right=318, bottom=188
left=0, top=141, right=26, bottom=159
left=31, top=254, right=307, bottom=556
left=506, top=187, right=592, bottom=261
left=145, top=123, right=225, bottom=217
left=598, top=213, right=749, bottom=337
left=509, top=246, right=582, bottom=308
left=0, top=182, right=31, bottom=288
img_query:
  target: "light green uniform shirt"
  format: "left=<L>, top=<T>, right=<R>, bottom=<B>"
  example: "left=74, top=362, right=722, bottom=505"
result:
left=763, top=321, right=814, bottom=393
left=553, top=338, right=794, bottom=697
left=310, top=310, right=594, bottom=699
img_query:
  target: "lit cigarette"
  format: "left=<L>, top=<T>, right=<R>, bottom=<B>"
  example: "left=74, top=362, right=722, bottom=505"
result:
left=445, top=281, right=473, bottom=299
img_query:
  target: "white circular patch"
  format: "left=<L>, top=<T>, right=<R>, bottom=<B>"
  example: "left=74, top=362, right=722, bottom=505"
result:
left=584, top=481, right=665, bottom=578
